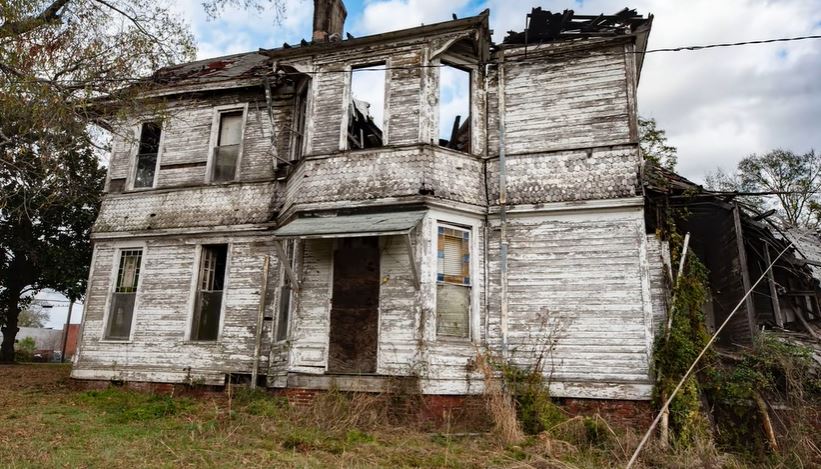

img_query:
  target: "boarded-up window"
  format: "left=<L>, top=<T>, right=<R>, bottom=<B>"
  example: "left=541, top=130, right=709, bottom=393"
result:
left=191, top=245, right=228, bottom=341
left=275, top=241, right=295, bottom=342
left=212, top=111, right=243, bottom=182
left=105, top=249, right=143, bottom=340
left=436, top=225, right=471, bottom=338
left=134, top=122, right=161, bottom=188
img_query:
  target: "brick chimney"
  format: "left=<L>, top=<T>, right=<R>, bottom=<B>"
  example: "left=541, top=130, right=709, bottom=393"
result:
left=313, top=0, right=347, bottom=42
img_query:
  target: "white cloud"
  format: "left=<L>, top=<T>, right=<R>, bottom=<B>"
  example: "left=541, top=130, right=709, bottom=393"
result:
left=480, top=0, right=821, bottom=180
left=354, top=0, right=472, bottom=35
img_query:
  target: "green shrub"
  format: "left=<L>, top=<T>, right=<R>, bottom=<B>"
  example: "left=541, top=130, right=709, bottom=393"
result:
left=15, top=337, right=36, bottom=362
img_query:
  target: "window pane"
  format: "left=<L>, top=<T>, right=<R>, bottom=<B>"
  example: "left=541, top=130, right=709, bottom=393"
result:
left=439, top=65, right=470, bottom=152
left=348, top=65, right=384, bottom=149
left=437, top=227, right=470, bottom=285
left=116, top=249, right=142, bottom=292
left=139, top=122, right=161, bottom=155
left=134, top=153, right=157, bottom=188
left=106, top=292, right=136, bottom=340
left=437, top=284, right=469, bottom=338
left=218, top=112, right=243, bottom=146
left=212, top=145, right=239, bottom=182
left=193, top=291, right=223, bottom=341
left=276, top=285, right=291, bottom=342
left=192, top=245, right=228, bottom=341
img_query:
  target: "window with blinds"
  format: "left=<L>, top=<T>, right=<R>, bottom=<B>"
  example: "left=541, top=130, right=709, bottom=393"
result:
left=436, top=225, right=471, bottom=338
left=105, top=249, right=143, bottom=340
left=191, top=244, right=228, bottom=341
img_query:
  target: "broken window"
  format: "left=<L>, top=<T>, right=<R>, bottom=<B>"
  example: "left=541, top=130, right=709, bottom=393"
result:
left=347, top=64, right=385, bottom=149
left=436, top=225, right=471, bottom=338
left=290, top=79, right=309, bottom=161
left=105, top=249, right=143, bottom=340
left=191, top=244, right=228, bottom=341
left=134, top=122, right=161, bottom=188
left=438, top=64, right=471, bottom=153
left=212, top=111, right=243, bottom=182
left=275, top=241, right=295, bottom=342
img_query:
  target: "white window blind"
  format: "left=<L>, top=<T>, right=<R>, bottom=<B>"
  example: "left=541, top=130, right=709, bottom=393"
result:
left=436, top=225, right=471, bottom=338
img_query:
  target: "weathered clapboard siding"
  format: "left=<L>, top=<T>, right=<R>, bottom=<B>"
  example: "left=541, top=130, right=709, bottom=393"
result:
left=485, top=206, right=654, bottom=399
left=499, top=42, right=632, bottom=156
left=646, top=235, right=670, bottom=337
left=73, top=237, right=279, bottom=384
left=288, top=238, right=332, bottom=373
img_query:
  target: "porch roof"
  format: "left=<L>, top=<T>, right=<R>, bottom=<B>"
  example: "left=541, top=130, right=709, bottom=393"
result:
left=271, top=210, right=426, bottom=239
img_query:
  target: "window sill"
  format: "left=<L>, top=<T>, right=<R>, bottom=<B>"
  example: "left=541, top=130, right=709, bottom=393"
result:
left=183, top=340, right=220, bottom=346
left=99, top=339, right=132, bottom=344
left=434, top=336, right=473, bottom=345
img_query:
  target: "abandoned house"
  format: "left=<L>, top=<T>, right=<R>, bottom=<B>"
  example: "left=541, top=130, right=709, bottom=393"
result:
left=72, top=1, right=671, bottom=407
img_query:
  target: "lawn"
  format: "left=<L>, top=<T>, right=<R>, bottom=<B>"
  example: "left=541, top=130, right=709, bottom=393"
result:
left=0, top=364, right=744, bottom=468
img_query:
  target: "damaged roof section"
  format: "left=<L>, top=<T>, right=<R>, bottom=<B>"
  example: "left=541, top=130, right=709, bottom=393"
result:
left=150, top=52, right=273, bottom=88
left=503, top=7, right=651, bottom=44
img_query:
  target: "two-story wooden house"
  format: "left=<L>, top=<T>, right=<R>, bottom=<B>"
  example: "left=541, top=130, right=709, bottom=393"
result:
left=72, top=2, right=665, bottom=405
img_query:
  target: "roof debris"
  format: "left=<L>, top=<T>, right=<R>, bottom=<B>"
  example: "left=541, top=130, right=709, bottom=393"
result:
left=503, top=7, right=651, bottom=44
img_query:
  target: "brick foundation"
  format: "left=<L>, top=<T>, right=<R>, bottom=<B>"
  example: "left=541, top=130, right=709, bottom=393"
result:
left=71, top=378, right=652, bottom=430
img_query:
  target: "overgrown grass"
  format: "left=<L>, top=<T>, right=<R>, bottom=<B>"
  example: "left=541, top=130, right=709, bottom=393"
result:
left=2, top=363, right=814, bottom=468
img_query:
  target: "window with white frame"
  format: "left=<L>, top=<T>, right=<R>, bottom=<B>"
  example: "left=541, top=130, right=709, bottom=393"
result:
left=105, top=249, right=143, bottom=340
left=347, top=64, right=385, bottom=149
left=275, top=240, right=295, bottom=342
left=436, top=224, right=471, bottom=338
left=133, top=122, right=161, bottom=188
left=438, top=63, right=471, bottom=153
left=211, top=110, right=244, bottom=182
left=290, top=79, right=310, bottom=161
left=191, top=244, right=228, bottom=341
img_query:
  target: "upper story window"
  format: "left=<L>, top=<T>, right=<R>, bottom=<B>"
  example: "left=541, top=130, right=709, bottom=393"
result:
left=290, top=79, right=310, bottom=161
left=347, top=64, right=385, bottom=149
left=209, top=106, right=246, bottom=183
left=133, top=122, right=161, bottom=189
left=436, top=224, right=472, bottom=339
left=105, top=248, right=143, bottom=340
left=438, top=63, right=471, bottom=153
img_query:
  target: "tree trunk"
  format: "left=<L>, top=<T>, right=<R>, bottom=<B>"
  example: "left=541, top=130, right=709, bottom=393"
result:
left=0, top=293, right=22, bottom=363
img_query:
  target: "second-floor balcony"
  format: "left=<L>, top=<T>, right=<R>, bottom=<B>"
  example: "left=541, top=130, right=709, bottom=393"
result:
left=281, top=144, right=486, bottom=216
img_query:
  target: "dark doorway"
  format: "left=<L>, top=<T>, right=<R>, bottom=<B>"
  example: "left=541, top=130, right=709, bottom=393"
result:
left=328, top=237, right=380, bottom=373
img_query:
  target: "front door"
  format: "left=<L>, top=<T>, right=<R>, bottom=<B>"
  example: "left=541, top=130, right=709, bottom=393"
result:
left=328, top=236, right=380, bottom=373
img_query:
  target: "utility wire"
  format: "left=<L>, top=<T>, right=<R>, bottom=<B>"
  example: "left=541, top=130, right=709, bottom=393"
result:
left=3, top=34, right=820, bottom=83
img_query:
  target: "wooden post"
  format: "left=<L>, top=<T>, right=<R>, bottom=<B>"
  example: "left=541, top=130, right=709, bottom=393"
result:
left=60, top=299, right=75, bottom=363
left=762, top=244, right=784, bottom=328
left=251, top=256, right=270, bottom=390
left=732, top=206, right=757, bottom=340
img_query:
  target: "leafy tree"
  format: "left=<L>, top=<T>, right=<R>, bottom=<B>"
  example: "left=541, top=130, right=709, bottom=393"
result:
left=639, top=117, right=677, bottom=170
left=18, top=304, right=50, bottom=328
left=705, top=149, right=821, bottom=228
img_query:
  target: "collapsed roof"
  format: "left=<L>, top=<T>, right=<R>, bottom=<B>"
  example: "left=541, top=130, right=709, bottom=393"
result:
left=502, top=7, right=652, bottom=44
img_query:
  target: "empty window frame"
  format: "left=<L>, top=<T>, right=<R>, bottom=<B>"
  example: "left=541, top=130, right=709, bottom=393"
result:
left=105, top=249, right=143, bottom=340
left=191, top=244, right=229, bottom=341
left=275, top=240, right=296, bottom=342
left=438, top=64, right=471, bottom=153
left=290, top=79, right=310, bottom=161
left=436, top=224, right=471, bottom=338
left=133, top=122, right=162, bottom=188
left=347, top=64, right=385, bottom=149
left=211, top=110, right=244, bottom=182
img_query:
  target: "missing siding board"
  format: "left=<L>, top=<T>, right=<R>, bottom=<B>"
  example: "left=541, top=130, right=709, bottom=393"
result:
left=191, top=244, right=228, bottom=341
left=105, top=249, right=143, bottom=340
left=348, top=64, right=385, bottom=149
left=328, top=237, right=379, bottom=373
left=436, top=225, right=471, bottom=338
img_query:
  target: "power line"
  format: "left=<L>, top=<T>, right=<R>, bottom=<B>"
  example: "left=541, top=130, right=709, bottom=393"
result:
left=3, top=34, right=820, bottom=83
